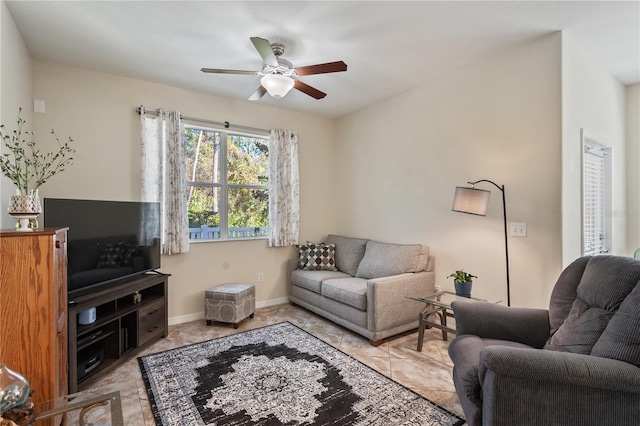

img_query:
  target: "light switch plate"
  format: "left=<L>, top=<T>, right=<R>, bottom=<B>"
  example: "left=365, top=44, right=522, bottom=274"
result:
left=34, top=99, right=45, bottom=113
left=510, top=222, right=527, bottom=237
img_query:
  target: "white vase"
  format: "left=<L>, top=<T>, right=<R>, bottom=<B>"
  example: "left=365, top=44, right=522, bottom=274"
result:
left=7, top=189, right=42, bottom=231
left=7, top=189, right=42, bottom=214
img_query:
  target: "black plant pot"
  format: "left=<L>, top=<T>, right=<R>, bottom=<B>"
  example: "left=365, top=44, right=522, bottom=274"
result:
left=454, top=281, right=472, bottom=297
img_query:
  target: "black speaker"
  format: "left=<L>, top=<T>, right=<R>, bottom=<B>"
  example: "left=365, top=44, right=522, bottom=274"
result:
left=77, top=347, right=104, bottom=379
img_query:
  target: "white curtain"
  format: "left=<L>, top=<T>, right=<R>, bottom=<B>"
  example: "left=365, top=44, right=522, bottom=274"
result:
left=140, top=107, right=189, bottom=255
left=268, top=129, right=300, bottom=247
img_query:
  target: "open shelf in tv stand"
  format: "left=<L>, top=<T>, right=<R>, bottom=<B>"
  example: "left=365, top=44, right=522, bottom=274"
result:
left=67, top=272, right=169, bottom=392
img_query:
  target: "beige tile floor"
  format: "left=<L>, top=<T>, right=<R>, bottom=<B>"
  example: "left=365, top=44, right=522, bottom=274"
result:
left=76, top=303, right=465, bottom=425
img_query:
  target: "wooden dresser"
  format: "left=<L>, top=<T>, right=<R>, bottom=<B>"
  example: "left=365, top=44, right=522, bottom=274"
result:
left=0, top=228, right=68, bottom=411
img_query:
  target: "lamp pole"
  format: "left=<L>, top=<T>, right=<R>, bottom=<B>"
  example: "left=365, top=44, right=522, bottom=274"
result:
left=468, top=180, right=510, bottom=306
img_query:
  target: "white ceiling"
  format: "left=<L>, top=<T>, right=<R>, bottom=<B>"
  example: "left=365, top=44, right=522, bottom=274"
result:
left=6, top=1, right=640, bottom=119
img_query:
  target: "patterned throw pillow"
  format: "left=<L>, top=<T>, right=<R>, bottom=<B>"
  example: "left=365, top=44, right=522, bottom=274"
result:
left=297, top=244, right=311, bottom=269
left=304, top=242, right=337, bottom=271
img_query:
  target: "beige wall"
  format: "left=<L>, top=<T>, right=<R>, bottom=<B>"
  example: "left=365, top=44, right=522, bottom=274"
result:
left=31, top=60, right=337, bottom=322
left=335, top=34, right=563, bottom=308
left=627, top=83, right=640, bottom=254
left=0, top=0, right=33, bottom=227
left=4, top=20, right=636, bottom=320
left=561, top=33, right=627, bottom=264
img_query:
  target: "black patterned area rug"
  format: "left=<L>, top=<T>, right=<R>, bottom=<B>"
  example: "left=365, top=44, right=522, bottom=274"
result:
left=138, top=322, right=465, bottom=426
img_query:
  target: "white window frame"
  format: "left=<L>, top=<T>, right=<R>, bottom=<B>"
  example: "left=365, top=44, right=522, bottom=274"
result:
left=581, top=129, right=613, bottom=255
left=185, top=124, right=269, bottom=242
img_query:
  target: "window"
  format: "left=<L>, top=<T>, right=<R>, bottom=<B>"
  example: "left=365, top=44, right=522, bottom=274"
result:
left=582, top=130, right=612, bottom=255
left=184, top=126, right=269, bottom=240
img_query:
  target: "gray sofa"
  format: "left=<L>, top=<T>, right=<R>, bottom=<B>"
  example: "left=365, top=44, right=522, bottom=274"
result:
left=448, top=255, right=640, bottom=426
left=288, top=234, right=435, bottom=345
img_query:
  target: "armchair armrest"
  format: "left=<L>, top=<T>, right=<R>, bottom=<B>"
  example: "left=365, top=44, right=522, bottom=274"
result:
left=451, top=298, right=550, bottom=348
left=367, top=271, right=434, bottom=332
left=479, top=346, right=640, bottom=426
left=480, top=346, right=640, bottom=393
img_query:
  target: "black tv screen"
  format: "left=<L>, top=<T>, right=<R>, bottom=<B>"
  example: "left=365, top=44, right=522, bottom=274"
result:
left=44, top=198, right=161, bottom=296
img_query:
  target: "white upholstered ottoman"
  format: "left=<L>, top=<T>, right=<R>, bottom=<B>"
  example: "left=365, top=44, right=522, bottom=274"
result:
left=204, top=283, right=255, bottom=328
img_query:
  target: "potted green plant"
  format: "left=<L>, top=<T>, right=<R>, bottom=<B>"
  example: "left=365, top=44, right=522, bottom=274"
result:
left=448, top=270, right=477, bottom=297
left=0, top=108, right=74, bottom=230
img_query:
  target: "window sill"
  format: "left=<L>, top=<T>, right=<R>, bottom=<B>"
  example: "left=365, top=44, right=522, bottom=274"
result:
left=189, top=236, right=269, bottom=244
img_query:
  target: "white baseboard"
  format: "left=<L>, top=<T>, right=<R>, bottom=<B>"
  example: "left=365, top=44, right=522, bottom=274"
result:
left=168, top=312, right=203, bottom=326
left=168, top=296, right=290, bottom=326
left=256, top=296, right=289, bottom=308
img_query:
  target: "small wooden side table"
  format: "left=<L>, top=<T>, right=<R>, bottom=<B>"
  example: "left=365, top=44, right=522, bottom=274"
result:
left=407, top=291, right=501, bottom=351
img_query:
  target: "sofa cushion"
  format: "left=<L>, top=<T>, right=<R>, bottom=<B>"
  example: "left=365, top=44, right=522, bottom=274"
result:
left=545, top=256, right=640, bottom=354
left=325, top=234, right=368, bottom=276
left=591, top=280, right=640, bottom=367
left=291, top=269, right=351, bottom=294
left=297, top=242, right=337, bottom=271
left=321, top=277, right=368, bottom=311
left=415, top=245, right=429, bottom=271
left=355, top=241, right=429, bottom=279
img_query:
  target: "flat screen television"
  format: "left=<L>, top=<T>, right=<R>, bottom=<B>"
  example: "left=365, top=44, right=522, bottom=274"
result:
left=44, top=198, right=161, bottom=297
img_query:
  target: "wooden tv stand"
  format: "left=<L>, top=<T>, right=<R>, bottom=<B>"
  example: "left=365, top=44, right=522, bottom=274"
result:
left=67, top=272, right=169, bottom=392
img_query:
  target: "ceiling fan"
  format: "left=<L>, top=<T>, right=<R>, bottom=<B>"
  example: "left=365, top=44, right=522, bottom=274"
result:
left=201, top=37, right=347, bottom=101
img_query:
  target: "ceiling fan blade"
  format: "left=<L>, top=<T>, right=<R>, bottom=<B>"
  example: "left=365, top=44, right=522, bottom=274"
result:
left=250, top=37, right=279, bottom=67
left=201, top=68, right=259, bottom=75
left=248, top=86, right=267, bottom=101
left=294, top=61, right=348, bottom=76
left=294, top=80, right=326, bottom=99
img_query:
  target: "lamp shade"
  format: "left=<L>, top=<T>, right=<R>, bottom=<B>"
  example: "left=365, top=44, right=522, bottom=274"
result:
left=452, top=186, right=491, bottom=216
left=260, top=74, right=295, bottom=99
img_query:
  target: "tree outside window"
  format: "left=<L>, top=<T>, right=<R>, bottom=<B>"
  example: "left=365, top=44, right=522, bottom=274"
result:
left=185, top=126, right=268, bottom=240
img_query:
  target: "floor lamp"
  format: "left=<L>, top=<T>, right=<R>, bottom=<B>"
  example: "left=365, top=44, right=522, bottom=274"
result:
left=451, top=179, right=511, bottom=306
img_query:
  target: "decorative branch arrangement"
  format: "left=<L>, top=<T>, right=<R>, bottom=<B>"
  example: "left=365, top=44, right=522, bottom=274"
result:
left=0, top=108, right=75, bottom=195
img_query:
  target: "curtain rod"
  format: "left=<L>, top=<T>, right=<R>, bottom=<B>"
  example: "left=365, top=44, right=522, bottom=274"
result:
left=136, top=106, right=269, bottom=135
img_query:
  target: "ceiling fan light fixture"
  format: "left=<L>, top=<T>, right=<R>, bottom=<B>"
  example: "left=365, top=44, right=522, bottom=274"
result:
left=260, top=74, right=294, bottom=99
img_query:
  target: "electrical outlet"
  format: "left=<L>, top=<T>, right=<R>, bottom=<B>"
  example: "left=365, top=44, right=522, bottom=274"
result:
left=510, top=222, right=527, bottom=237
left=257, top=272, right=264, bottom=282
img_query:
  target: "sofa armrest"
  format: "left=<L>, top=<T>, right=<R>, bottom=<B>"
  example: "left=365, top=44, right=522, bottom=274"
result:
left=287, top=257, right=299, bottom=275
left=479, top=346, right=640, bottom=426
left=367, top=271, right=435, bottom=332
left=287, top=257, right=299, bottom=295
left=451, top=298, right=550, bottom=348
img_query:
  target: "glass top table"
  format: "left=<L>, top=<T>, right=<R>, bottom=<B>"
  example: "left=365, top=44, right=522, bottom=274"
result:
left=408, top=290, right=501, bottom=350
left=32, top=390, right=124, bottom=425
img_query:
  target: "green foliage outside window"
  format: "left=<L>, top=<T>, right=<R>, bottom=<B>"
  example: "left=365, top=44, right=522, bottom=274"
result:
left=184, top=127, right=268, bottom=237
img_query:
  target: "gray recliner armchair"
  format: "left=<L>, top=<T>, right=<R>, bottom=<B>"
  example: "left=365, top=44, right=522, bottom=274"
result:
left=448, top=255, right=640, bottom=426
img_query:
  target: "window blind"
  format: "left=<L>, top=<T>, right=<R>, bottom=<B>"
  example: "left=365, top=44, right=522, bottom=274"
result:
left=583, top=145, right=607, bottom=255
